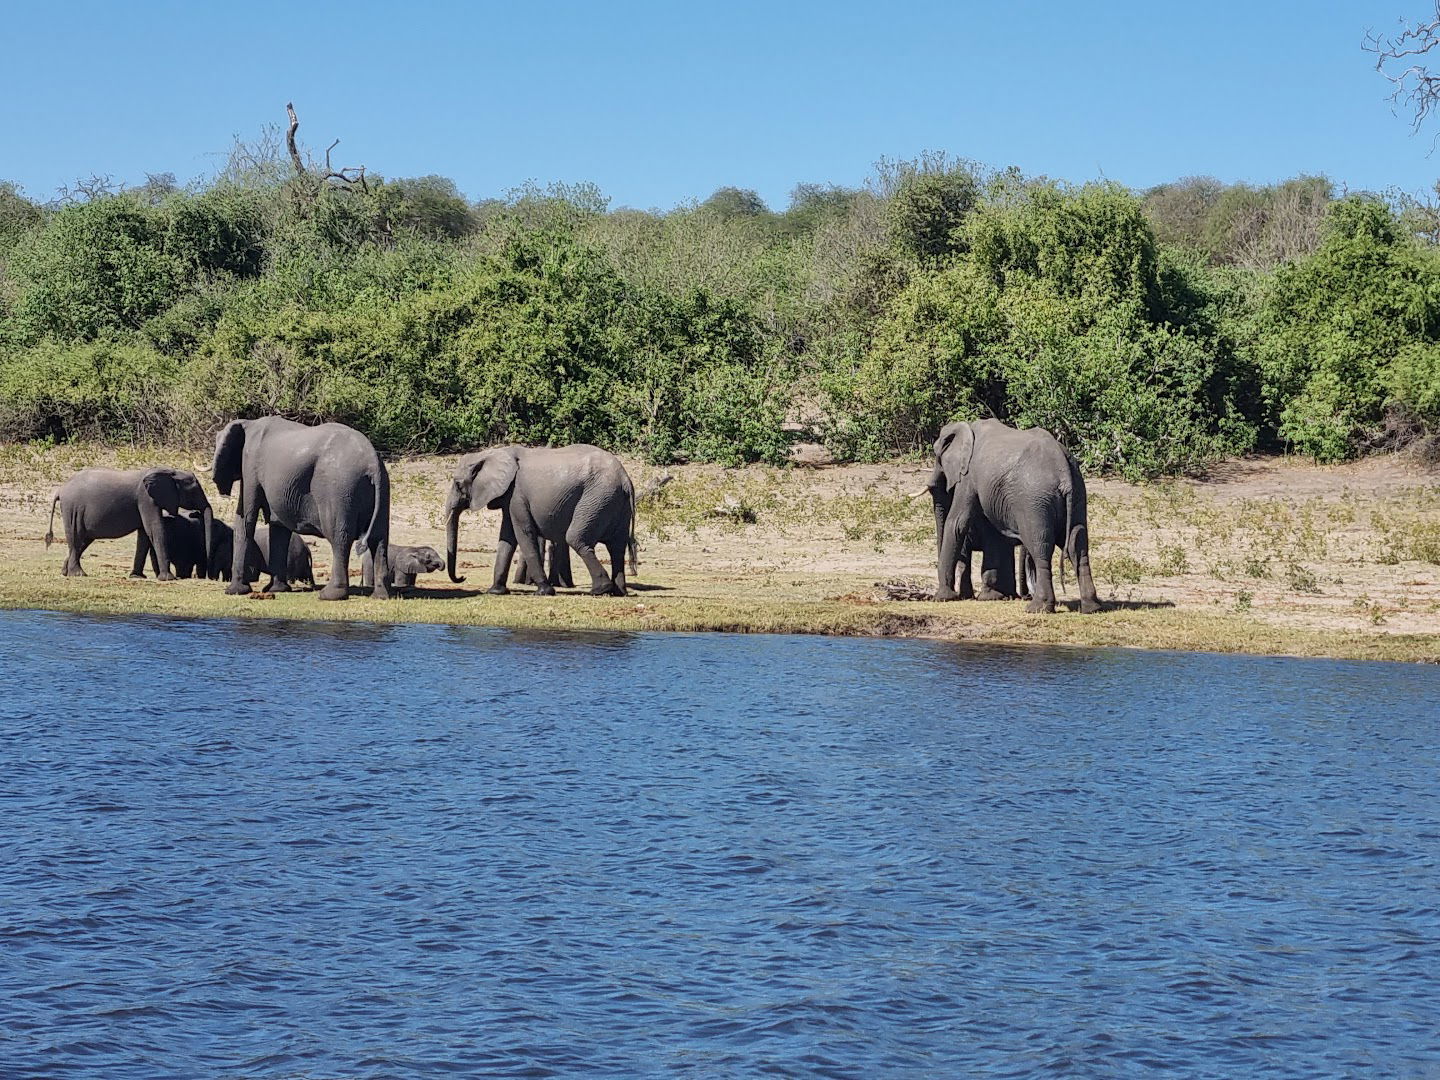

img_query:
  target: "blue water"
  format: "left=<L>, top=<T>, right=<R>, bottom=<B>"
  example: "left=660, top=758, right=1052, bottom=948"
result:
left=1, top=611, right=1438, bottom=1077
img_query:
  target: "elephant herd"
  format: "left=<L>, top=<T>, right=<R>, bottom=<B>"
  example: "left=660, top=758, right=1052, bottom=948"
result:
left=46, top=415, right=638, bottom=601
left=43, top=414, right=1102, bottom=614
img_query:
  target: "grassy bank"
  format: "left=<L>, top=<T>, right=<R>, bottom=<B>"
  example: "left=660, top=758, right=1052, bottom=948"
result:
left=2, top=442, right=1437, bottom=662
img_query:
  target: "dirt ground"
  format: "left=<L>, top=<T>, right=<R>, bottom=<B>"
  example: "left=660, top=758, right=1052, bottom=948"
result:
left=2, top=441, right=1437, bottom=660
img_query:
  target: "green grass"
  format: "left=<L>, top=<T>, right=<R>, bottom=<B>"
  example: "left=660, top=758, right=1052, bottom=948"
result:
left=2, top=554, right=1436, bottom=663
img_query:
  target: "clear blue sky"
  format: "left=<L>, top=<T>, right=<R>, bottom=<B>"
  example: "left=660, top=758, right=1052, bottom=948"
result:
left=2, top=0, right=1436, bottom=210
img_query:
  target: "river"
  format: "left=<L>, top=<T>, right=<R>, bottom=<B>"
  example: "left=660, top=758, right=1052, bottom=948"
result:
left=2, top=610, right=1437, bottom=1076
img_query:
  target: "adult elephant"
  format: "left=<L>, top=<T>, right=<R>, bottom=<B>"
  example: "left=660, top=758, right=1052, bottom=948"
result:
left=45, top=468, right=213, bottom=579
left=444, top=444, right=636, bottom=596
left=928, top=419, right=1100, bottom=614
left=211, top=417, right=391, bottom=600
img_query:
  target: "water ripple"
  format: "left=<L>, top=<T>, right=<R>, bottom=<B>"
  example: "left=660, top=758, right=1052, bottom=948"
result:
left=0, top=611, right=1438, bottom=1076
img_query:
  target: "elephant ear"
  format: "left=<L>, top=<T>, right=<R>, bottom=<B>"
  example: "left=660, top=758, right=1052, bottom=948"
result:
left=212, top=420, right=246, bottom=496
left=466, top=448, right=518, bottom=511
left=141, top=469, right=182, bottom=515
left=934, top=422, right=975, bottom=491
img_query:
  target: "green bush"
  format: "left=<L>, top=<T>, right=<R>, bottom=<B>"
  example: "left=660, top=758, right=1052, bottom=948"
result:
left=0, top=148, right=1435, bottom=475
left=0, top=340, right=180, bottom=441
left=8, top=197, right=182, bottom=342
left=1254, top=197, right=1440, bottom=460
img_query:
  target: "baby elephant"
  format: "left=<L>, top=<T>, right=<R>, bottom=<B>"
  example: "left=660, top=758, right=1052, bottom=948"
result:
left=252, top=525, right=316, bottom=590
left=358, top=542, right=443, bottom=593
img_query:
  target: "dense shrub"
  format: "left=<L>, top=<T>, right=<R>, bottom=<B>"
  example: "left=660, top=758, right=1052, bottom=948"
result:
left=1254, top=197, right=1440, bottom=460
left=0, top=340, right=180, bottom=441
left=1, top=146, right=1436, bottom=472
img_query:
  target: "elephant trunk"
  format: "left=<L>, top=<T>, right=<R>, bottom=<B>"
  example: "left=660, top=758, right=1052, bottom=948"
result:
left=444, top=492, right=465, bottom=583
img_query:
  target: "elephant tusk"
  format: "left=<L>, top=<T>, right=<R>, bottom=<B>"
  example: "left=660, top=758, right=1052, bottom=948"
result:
left=907, top=488, right=930, bottom=500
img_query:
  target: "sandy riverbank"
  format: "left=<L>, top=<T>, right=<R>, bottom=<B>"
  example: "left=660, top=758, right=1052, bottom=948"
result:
left=2, top=442, right=1437, bottom=662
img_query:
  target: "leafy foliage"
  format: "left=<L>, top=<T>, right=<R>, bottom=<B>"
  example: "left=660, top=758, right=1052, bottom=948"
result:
left=1, top=144, right=1436, bottom=472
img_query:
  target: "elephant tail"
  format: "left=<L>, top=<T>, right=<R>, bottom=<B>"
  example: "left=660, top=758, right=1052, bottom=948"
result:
left=44, top=491, right=60, bottom=547
left=627, top=484, right=639, bottom=578
left=362, top=461, right=390, bottom=588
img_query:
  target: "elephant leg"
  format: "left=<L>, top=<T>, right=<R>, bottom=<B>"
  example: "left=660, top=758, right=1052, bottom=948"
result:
left=263, top=523, right=294, bottom=593
left=935, top=501, right=977, bottom=602
left=319, top=531, right=353, bottom=601
left=550, top=542, right=574, bottom=589
left=976, top=536, right=1016, bottom=601
left=1072, top=525, right=1101, bottom=614
left=605, top=539, right=627, bottom=597
left=568, top=526, right=616, bottom=596
left=488, top=516, right=519, bottom=595
left=136, top=503, right=174, bottom=581
left=1017, top=548, right=1033, bottom=600
left=515, top=531, right=553, bottom=596
left=957, top=542, right=975, bottom=600
left=1024, top=538, right=1057, bottom=614
left=64, top=535, right=90, bottom=577
left=130, top=531, right=152, bottom=579
left=226, top=506, right=259, bottom=595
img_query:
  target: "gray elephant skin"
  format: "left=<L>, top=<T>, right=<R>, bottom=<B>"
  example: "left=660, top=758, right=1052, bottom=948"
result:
left=46, top=467, right=213, bottom=579
left=359, top=543, right=442, bottom=593
left=929, top=419, right=1100, bottom=614
left=445, top=444, right=637, bottom=596
left=512, top=540, right=574, bottom=589
left=164, top=513, right=316, bottom=587
left=212, top=416, right=391, bottom=600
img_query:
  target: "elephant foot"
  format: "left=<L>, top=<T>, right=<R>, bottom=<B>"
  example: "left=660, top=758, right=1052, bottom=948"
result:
left=1080, top=597, right=1103, bottom=615
left=976, top=586, right=1011, bottom=601
left=225, top=580, right=251, bottom=595
left=486, top=585, right=510, bottom=596
left=934, top=587, right=960, bottom=602
left=590, top=581, right=622, bottom=597
left=370, top=584, right=392, bottom=600
left=156, top=571, right=176, bottom=582
left=129, top=572, right=146, bottom=579
left=536, top=584, right=557, bottom=597
left=63, top=567, right=85, bottom=577
left=1026, top=598, right=1056, bottom=614
left=318, top=582, right=349, bottom=601
left=263, top=578, right=291, bottom=593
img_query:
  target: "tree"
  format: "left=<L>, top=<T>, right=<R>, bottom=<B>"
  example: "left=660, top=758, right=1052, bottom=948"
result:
left=0, top=181, right=44, bottom=251
left=698, top=186, right=770, bottom=220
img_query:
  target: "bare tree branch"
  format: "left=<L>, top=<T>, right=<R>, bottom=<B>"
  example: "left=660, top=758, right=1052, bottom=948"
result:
left=285, top=102, right=305, bottom=175
left=1366, top=6, right=1440, bottom=133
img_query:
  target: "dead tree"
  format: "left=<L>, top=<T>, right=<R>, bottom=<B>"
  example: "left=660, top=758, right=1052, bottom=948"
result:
left=284, top=102, right=370, bottom=194
left=1367, top=7, right=1440, bottom=132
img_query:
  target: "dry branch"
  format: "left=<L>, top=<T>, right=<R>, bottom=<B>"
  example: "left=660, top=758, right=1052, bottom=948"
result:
left=285, top=102, right=305, bottom=175
left=875, top=578, right=935, bottom=601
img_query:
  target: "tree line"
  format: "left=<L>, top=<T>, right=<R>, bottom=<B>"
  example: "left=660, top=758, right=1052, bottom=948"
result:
left=2, top=135, right=1439, bottom=478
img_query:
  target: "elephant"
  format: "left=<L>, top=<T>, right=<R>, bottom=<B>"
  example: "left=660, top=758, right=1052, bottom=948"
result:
left=358, top=542, right=443, bottom=593
left=161, top=514, right=240, bottom=581
left=164, top=515, right=312, bottom=585
left=928, top=419, right=1100, bottom=614
left=444, top=444, right=637, bottom=597
left=211, top=416, right=391, bottom=600
left=253, top=525, right=316, bottom=589
left=45, top=467, right=213, bottom=580
left=161, top=513, right=208, bottom=578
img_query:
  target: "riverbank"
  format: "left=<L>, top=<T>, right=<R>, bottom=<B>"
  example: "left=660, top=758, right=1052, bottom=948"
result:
left=2, top=442, right=1437, bottom=662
